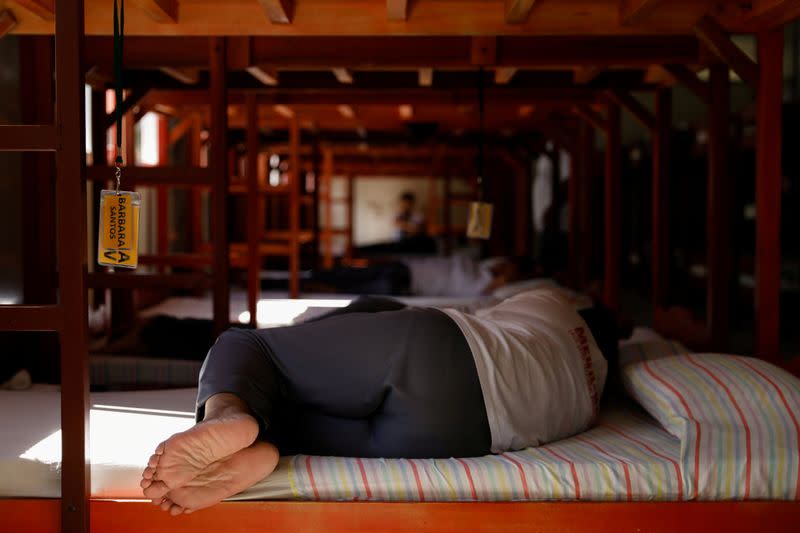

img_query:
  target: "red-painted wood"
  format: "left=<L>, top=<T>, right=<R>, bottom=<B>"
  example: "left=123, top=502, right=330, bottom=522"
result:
left=54, top=1, right=90, bottom=531
left=604, top=103, right=621, bottom=312
left=652, top=88, right=671, bottom=309
left=210, top=37, right=230, bottom=334
left=288, top=117, right=301, bottom=298
left=246, top=94, right=260, bottom=327
left=3, top=500, right=800, bottom=533
left=755, top=27, right=783, bottom=363
left=707, top=63, right=731, bottom=350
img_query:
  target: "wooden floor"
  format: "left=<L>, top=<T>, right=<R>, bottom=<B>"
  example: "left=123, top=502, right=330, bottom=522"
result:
left=4, top=499, right=800, bottom=533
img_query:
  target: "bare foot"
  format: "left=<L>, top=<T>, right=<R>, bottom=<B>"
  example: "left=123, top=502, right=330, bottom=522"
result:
left=141, top=410, right=259, bottom=501
left=158, top=442, right=280, bottom=514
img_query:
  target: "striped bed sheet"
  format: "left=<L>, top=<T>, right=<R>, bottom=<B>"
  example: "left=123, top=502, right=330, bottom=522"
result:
left=238, top=402, right=684, bottom=502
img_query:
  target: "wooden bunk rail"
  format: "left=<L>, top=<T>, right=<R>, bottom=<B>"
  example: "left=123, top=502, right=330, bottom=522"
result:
left=0, top=124, right=57, bottom=151
left=138, top=254, right=214, bottom=268
left=86, top=165, right=213, bottom=186
left=87, top=272, right=214, bottom=290
left=0, top=304, right=63, bottom=331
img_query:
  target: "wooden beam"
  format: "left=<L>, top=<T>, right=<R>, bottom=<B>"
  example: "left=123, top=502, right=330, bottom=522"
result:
left=246, top=94, right=260, bottom=327
left=505, top=0, right=537, bottom=24
left=719, top=0, right=800, bottom=34
left=12, top=0, right=53, bottom=21
left=289, top=116, right=301, bottom=298
left=0, top=125, right=56, bottom=151
left=494, top=67, right=517, bottom=85
left=337, top=105, right=356, bottom=119
left=102, top=88, right=149, bottom=131
left=471, top=37, right=497, bottom=66
left=662, top=64, right=710, bottom=104
left=652, top=88, right=671, bottom=309
left=132, top=0, right=177, bottom=23
left=619, top=0, right=665, bottom=25
left=707, top=63, right=731, bottom=350
left=168, top=116, right=194, bottom=146
left=418, top=68, right=433, bottom=87
left=755, top=26, right=783, bottom=362
left=387, top=0, right=409, bottom=21
left=258, top=0, right=294, bottom=24
left=210, top=37, right=230, bottom=335
left=0, top=9, right=17, bottom=38
left=246, top=65, right=279, bottom=86
left=332, top=68, right=354, bottom=84
left=159, top=66, right=199, bottom=85
left=606, top=89, right=656, bottom=132
left=573, top=66, right=602, bottom=85
left=573, top=104, right=608, bottom=133
left=398, top=104, right=414, bottom=120
left=272, top=104, right=294, bottom=119
left=604, top=103, right=621, bottom=312
left=694, top=15, right=759, bottom=88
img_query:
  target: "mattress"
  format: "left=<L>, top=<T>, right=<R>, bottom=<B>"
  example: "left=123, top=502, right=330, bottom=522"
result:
left=0, top=386, right=682, bottom=502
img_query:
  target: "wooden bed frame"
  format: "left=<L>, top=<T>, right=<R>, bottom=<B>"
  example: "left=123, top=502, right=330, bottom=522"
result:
left=0, top=1, right=797, bottom=532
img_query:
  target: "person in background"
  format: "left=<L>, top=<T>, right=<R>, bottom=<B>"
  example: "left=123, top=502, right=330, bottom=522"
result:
left=357, top=191, right=437, bottom=256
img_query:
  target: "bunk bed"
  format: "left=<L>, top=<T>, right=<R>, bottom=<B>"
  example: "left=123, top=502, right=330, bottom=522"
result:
left=1, top=1, right=799, bottom=532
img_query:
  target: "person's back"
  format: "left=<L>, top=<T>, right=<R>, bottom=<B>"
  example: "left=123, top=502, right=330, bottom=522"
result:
left=441, top=288, right=608, bottom=451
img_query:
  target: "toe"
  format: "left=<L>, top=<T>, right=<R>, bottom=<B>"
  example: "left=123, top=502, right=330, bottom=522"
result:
left=142, top=466, right=155, bottom=479
left=160, top=498, right=173, bottom=512
left=169, top=504, right=185, bottom=516
left=184, top=509, right=194, bottom=514
left=155, top=441, right=166, bottom=456
left=148, top=454, right=160, bottom=468
left=143, top=480, right=171, bottom=501
left=140, top=477, right=153, bottom=489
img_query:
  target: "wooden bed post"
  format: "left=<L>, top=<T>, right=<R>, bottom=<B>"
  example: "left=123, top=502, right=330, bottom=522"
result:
left=189, top=116, right=204, bottom=252
left=346, top=175, right=355, bottom=263
left=210, top=37, right=230, bottom=334
left=576, top=121, right=594, bottom=290
left=707, top=63, right=731, bottom=349
left=246, top=94, right=260, bottom=327
left=289, top=116, right=301, bottom=298
left=311, top=136, right=322, bottom=271
left=652, top=88, right=671, bottom=310
left=157, top=115, right=170, bottom=270
left=756, top=27, right=784, bottom=362
left=321, top=147, right=334, bottom=269
left=604, top=103, right=621, bottom=312
left=54, top=0, right=90, bottom=531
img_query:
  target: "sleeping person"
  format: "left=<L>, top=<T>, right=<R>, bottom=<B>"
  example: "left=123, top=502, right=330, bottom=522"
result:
left=140, top=288, right=624, bottom=515
left=311, top=255, right=542, bottom=297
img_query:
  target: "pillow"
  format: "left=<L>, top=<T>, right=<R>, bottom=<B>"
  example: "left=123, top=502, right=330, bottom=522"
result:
left=622, top=353, right=800, bottom=500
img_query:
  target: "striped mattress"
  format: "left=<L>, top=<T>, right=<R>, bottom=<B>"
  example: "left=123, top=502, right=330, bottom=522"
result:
left=238, top=402, right=684, bottom=502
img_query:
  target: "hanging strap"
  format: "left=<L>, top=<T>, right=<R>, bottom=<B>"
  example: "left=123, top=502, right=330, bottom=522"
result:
left=477, top=66, right=485, bottom=202
left=113, top=0, right=125, bottom=166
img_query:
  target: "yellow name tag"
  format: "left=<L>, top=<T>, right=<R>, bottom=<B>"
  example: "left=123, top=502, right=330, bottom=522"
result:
left=466, top=201, right=493, bottom=240
left=98, top=190, right=141, bottom=268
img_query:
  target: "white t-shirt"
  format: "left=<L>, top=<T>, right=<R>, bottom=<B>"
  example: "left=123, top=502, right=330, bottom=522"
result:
left=441, top=288, right=607, bottom=453
left=403, top=255, right=493, bottom=297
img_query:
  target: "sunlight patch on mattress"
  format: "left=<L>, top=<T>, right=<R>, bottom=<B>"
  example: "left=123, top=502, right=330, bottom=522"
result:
left=239, top=298, right=352, bottom=326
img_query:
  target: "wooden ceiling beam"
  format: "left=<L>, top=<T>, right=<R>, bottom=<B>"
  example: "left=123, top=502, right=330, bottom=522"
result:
left=133, top=0, right=178, bottom=23
left=694, top=15, right=759, bottom=88
left=605, top=89, right=656, bottom=132
left=494, top=67, right=518, bottom=85
left=159, top=66, right=199, bottom=85
left=573, top=105, right=608, bottom=133
left=0, top=10, right=17, bottom=38
left=332, top=68, right=354, bottom=84
left=418, top=68, right=433, bottom=87
left=12, top=0, right=53, bottom=21
left=573, top=66, right=602, bottom=85
left=84, top=36, right=699, bottom=70
left=247, top=65, right=279, bottom=86
left=505, top=0, right=538, bottom=24
left=662, top=64, right=710, bottom=103
left=387, top=0, right=409, bottom=21
left=717, top=0, right=800, bottom=32
left=258, top=0, right=294, bottom=24
left=619, top=0, right=665, bottom=25
left=168, top=115, right=194, bottom=146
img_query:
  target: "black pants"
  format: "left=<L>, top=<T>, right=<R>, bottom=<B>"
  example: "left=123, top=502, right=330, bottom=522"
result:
left=196, top=297, right=492, bottom=458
